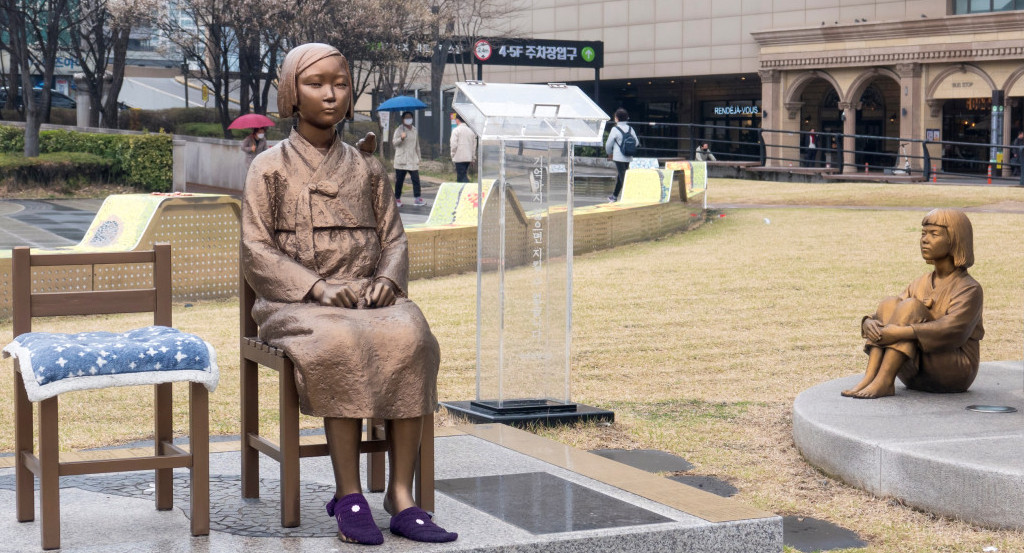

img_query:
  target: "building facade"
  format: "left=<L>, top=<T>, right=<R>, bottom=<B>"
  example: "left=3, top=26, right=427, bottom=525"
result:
left=479, top=0, right=1024, bottom=171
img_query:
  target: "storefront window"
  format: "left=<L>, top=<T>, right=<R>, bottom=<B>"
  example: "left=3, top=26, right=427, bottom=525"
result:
left=941, top=98, right=991, bottom=174
left=954, top=0, right=1024, bottom=13
left=700, top=100, right=762, bottom=162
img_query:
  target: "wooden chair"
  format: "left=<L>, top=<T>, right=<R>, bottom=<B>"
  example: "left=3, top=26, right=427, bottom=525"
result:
left=10, top=244, right=210, bottom=551
left=239, top=273, right=434, bottom=527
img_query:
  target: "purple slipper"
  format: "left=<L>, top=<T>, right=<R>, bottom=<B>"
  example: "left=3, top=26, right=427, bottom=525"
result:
left=389, top=506, right=458, bottom=543
left=326, top=493, right=384, bottom=545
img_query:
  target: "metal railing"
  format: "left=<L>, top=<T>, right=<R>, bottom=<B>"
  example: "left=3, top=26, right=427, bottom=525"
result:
left=617, top=120, right=1024, bottom=186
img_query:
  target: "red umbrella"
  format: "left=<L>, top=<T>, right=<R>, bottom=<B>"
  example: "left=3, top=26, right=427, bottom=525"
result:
left=228, top=113, right=276, bottom=130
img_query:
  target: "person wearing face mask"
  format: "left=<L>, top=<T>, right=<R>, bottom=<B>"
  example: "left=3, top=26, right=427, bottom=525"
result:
left=241, top=127, right=269, bottom=167
left=392, top=111, right=424, bottom=207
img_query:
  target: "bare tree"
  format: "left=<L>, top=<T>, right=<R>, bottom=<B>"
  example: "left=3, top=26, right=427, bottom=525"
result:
left=233, top=0, right=286, bottom=115
left=68, top=0, right=158, bottom=128
left=1, top=0, right=74, bottom=156
left=283, top=0, right=425, bottom=111
left=159, top=0, right=239, bottom=137
left=371, top=0, right=432, bottom=100
left=427, top=0, right=522, bottom=152
left=0, top=8, right=14, bottom=112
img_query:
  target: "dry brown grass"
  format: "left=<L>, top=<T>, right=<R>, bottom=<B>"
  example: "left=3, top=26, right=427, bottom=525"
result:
left=709, top=178, right=1024, bottom=210
left=2, top=180, right=1023, bottom=552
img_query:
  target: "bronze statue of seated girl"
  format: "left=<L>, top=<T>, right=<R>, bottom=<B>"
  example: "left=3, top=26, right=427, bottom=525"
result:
left=844, top=208, right=983, bottom=399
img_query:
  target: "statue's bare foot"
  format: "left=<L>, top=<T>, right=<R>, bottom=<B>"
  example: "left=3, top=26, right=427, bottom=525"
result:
left=852, top=382, right=895, bottom=399
left=841, top=375, right=876, bottom=397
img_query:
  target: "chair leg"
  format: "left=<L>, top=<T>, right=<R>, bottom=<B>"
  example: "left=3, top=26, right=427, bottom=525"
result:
left=240, top=357, right=260, bottom=499
left=39, top=397, right=60, bottom=551
left=189, top=383, right=210, bottom=536
left=415, top=414, right=435, bottom=513
left=367, top=419, right=386, bottom=493
left=279, top=362, right=301, bottom=528
left=154, top=383, right=173, bottom=511
left=14, top=367, right=34, bottom=523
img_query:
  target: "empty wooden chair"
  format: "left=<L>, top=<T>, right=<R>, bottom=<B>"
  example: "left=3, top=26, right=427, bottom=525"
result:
left=4, top=244, right=217, bottom=550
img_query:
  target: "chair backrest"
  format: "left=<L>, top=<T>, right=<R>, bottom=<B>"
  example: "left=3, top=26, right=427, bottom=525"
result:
left=239, top=259, right=258, bottom=338
left=11, top=244, right=172, bottom=338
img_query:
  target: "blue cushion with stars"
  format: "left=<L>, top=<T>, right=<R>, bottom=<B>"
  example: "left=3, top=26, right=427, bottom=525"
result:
left=3, top=325, right=219, bottom=402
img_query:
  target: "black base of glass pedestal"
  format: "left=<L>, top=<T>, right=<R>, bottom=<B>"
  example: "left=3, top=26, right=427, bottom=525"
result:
left=440, top=399, right=614, bottom=427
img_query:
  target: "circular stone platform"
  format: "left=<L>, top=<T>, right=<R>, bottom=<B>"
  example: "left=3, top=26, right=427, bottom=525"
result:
left=793, top=360, right=1024, bottom=529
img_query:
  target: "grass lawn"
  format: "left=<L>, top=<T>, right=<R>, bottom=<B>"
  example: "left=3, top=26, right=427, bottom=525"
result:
left=2, top=180, right=1023, bottom=552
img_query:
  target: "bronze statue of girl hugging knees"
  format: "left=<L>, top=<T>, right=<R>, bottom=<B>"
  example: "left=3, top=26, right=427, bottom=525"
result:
left=241, top=43, right=457, bottom=545
left=844, top=208, right=983, bottom=399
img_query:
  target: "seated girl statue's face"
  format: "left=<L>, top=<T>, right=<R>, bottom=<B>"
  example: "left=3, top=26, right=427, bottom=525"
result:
left=295, top=55, right=351, bottom=130
left=920, top=224, right=951, bottom=263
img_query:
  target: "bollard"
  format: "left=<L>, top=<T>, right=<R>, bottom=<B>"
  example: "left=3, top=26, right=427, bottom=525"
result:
left=864, top=162, right=869, bottom=174
left=987, top=164, right=992, bottom=185
left=932, top=163, right=938, bottom=183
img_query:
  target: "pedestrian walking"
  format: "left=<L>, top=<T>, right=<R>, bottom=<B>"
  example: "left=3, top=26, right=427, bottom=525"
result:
left=1011, top=130, right=1023, bottom=177
left=450, top=112, right=476, bottom=183
left=392, top=111, right=424, bottom=207
left=604, top=108, right=638, bottom=202
left=241, top=127, right=268, bottom=167
left=802, top=128, right=819, bottom=167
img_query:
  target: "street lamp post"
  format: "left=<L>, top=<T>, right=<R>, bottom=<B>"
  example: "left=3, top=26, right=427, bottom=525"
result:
left=182, top=57, right=189, bottom=108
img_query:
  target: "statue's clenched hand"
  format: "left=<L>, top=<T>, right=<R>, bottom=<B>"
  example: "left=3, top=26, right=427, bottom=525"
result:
left=365, top=279, right=396, bottom=308
left=313, top=281, right=360, bottom=308
left=862, top=318, right=883, bottom=342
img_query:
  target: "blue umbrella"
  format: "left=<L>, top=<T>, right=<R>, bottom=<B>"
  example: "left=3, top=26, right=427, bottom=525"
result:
left=376, top=95, right=428, bottom=112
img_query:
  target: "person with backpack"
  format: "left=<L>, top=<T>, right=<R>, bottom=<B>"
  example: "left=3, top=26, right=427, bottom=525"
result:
left=605, top=108, right=638, bottom=202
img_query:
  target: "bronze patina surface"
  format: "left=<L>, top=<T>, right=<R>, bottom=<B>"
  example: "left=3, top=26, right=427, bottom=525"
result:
left=844, top=209, right=983, bottom=399
left=240, top=43, right=447, bottom=538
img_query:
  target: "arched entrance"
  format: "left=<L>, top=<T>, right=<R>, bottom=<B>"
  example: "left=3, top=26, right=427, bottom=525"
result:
left=787, top=72, right=842, bottom=166
left=928, top=64, right=997, bottom=174
left=847, top=73, right=901, bottom=169
left=1004, top=66, right=1024, bottom=144
left=797, top=77, right=841, bottom=134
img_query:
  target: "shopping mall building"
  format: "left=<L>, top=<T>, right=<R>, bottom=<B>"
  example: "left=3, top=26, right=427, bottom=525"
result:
left=478, top=0, right=1024, bottom=171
